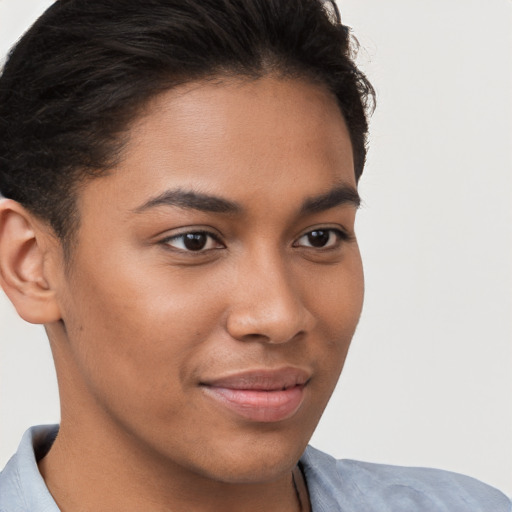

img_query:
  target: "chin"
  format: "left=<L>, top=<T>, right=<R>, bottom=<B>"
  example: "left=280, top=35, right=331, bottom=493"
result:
left=184, top=428, right=311, bottom=484
left=204, top=453, right=301, bottom=484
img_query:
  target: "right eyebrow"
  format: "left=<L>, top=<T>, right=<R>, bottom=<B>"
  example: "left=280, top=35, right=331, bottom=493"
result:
left=133, top=189, right=242, bottom=214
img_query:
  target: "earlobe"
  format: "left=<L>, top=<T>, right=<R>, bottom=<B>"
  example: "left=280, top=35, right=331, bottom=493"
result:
left=0, top=199, right=62, bottom=324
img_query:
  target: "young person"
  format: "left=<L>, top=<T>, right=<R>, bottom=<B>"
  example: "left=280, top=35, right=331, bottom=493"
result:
left=0, top=1, right=510, bottom=511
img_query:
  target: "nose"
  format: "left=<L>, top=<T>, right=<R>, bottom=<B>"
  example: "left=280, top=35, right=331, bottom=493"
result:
left=225, top=252, right=316, bottom=344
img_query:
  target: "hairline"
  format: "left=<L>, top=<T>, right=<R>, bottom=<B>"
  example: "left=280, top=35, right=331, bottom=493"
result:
left=57, top=70, right=359, bottom=261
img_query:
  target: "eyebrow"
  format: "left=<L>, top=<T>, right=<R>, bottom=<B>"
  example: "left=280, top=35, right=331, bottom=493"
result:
left=133, top=189, right=241, bottom=214
left=300, top=184, right=361, bottom=214
left=133, top=183, right=360, bottom=216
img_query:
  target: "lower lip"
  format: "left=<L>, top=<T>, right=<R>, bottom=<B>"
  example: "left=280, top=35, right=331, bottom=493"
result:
left=202, top=385, right=306, bottom=422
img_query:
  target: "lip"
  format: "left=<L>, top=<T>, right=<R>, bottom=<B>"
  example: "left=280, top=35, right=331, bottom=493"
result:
left=200, top=367, right=310, bottom=423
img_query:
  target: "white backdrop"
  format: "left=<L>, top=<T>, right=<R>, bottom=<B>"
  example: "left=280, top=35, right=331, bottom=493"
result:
left=1, top=0, right=511, bottom=497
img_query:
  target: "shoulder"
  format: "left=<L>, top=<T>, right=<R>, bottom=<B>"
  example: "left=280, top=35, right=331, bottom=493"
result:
left=0, top=425, right=59, bottom=512
left=300, top=445, right=512, bottom=512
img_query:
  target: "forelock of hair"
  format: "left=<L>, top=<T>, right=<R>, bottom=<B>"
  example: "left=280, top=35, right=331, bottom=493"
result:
left=0, top=0, right=375, bottom=251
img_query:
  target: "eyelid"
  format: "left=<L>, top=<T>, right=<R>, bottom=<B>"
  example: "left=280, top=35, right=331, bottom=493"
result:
left=160, top=228, right=225, bottom=252
left=292, top=226, right=352, bottom=249
left=295, top=224, right=351, bottom=239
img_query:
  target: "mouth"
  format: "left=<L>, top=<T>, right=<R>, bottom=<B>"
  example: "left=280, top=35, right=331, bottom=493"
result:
left=200, top=368, right=310, bottom=423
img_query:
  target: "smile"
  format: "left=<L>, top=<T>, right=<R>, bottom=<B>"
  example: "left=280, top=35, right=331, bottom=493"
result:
left=200, top=368, right=310, bottom=423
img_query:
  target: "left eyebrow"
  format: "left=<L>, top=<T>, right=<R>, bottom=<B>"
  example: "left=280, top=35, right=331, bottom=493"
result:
left=300, top=184, right=361, bottom=214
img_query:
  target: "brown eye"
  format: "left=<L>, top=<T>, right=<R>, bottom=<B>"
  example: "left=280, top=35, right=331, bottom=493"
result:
left=183, top=233, right=208, bottom=251
left=295, top=228, right=345, bottom=249
left=163, top=231, right=223, bottom=252
left=307, top=230, right=330, bottom=247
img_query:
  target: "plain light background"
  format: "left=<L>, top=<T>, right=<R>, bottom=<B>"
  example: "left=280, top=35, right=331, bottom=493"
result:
left=1, top=0, right=511, bottom=497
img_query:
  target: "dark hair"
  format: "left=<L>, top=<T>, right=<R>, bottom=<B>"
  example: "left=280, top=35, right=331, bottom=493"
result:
left=0, top=0, right=374, bottom=247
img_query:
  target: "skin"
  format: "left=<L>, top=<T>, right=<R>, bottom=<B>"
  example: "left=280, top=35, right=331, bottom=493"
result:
left=0, top=76, right=364, bottom=511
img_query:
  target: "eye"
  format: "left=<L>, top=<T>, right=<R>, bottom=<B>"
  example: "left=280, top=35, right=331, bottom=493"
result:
left=294, top=228, right=346, bottom=249
left=162, top=231, right=223, bottom=252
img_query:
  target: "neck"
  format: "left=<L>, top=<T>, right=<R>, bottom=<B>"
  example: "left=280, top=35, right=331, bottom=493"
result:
left=38, top=417, right=307, bottom=512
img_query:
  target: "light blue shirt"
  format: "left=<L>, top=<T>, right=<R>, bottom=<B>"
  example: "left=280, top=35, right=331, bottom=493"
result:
left=1, top=425, right=510, bottom=511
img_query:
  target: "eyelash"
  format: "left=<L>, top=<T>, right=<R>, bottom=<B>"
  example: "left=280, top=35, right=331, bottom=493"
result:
left=161, top=227, right=350, bottom=253
left=161, top=231, right=224, bottom=252
left=293, top=228, right=349, bottom=250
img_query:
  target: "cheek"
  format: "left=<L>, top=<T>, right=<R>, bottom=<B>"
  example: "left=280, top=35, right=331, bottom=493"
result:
left=59, top=259, right=225, bottom=413
left=312, top=249, right=364, bottom=333
left=308, top=251, right=364, bottom=377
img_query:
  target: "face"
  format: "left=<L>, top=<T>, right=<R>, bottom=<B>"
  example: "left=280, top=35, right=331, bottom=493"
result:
left=49, top=76, right=364, bottom=484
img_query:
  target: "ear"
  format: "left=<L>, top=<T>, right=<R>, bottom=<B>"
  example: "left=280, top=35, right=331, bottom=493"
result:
left=0, top=199, right=62, bottom=324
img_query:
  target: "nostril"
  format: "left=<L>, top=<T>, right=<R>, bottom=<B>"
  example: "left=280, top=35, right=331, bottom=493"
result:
left=229, top=324, right=308, bottom=345
left=225, top=279, right=316, bottom=343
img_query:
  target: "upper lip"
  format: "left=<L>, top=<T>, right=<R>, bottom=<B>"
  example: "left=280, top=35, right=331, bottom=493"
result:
left=200, top=367, right=311, bottom=391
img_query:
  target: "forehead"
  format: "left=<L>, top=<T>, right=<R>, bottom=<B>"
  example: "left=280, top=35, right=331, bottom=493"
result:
left=77, top=76, right=355, bottom=219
